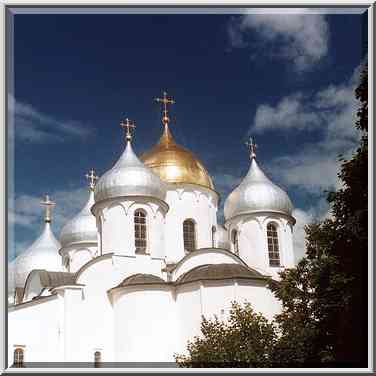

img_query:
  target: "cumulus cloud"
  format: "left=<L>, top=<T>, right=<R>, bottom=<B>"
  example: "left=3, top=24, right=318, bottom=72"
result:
left=8, top=95, right=91, bottom=143
left=253, top=93, right=323, bottom=132
left=228, top=11, right=329, bottom=71
left=252, top=64, right=362, bottom=194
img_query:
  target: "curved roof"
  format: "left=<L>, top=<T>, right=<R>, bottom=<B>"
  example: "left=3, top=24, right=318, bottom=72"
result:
left=140, top=124, right=214, bottom=190
left=22, top=269, right=76, bottom=304
left=37, top=270, right=76, bottom=288
left=176, top=263, right=266, bottom=285
left=171, top=247, right=249, bottom=276
left=116, top=273, right=166, bottom=288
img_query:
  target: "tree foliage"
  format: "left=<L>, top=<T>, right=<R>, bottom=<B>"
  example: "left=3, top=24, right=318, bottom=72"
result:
left=175, top=302, right=277, bottom=367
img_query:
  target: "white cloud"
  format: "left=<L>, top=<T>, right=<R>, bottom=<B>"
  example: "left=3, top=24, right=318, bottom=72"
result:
left=8, top=95, right=91, bottom=143
left=252, top=65, right=362, bottom=194
left=228, top=12, right=329, bottom=71
left=253, top=93, right=322, bottom=132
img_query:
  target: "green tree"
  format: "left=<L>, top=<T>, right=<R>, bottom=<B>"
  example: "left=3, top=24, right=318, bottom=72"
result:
left=269, top=64, right=368, bottom=367
left=268, top=231, right=352, bottom=366
left=175, top=302, right=277, bottom=367
left=327, top=64, right=368, bottom=365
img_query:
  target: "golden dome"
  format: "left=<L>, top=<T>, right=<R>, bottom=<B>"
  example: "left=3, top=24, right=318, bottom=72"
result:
left=140, top=124, right=214, bottom=190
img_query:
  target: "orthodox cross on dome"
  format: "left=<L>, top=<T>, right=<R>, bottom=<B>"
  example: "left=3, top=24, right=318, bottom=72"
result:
left=85, top=168, right=99, bottom=191
left=41, top=194, right=55, bottom=223
left=154, top=91, right=175, bottom=126
left=120, top=118, right=136, bottom=142
left=245, top=137, right=257, bottom=160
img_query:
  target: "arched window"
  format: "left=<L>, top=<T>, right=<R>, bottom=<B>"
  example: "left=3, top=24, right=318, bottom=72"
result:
left=267, top=223, right=280, bottom=267
left=211, top=226, right=217, bottom=248
left=94, top=351, right=101, bottom=367
left=183, top=219, right=196, bottom=252
left=13, top=348, right=24, bottom=367
left=134, top=210, right=147, bottom=254
left=231, top=229, right=239, bottom=255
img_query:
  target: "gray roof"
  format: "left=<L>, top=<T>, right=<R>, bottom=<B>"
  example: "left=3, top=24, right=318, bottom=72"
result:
left=176, top=263, right=266, bottom=285
left=37, top=270, right=76, bottom=288
left=116, top=273, right=166, bottom=288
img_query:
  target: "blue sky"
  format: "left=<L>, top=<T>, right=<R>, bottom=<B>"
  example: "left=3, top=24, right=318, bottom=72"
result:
left=9, top=9, right=367, bottom=262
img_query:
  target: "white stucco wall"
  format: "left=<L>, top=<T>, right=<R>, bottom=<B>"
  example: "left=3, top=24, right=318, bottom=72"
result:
left=227, top=213, right=296, bottom=278
left=172, top=248, right=246, bottom=281
left=164, top=185, right=218, bottom=264
left=112, top=286, right=178, bottom=362
left=60, top=244, right=98, bottom=273
left=8, top=296, right=62, bottom=365
left=174, top=283, right=203, bottom=357
left=94, top=198, right=167, bottom=259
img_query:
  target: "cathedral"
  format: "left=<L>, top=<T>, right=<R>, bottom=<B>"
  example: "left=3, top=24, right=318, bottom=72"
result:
left=8, top=92, right=296, bottom=365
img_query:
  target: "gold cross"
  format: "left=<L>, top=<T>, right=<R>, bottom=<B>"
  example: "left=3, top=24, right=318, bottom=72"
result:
left=120, top=118, right=136, bottom=142
left=85, top=168, right=99, bottom=191
left=154, top=91, right=175, bottom=126
left=245, top=137, right=257, bottom=159
left=40, top=194, right=55, bottom=223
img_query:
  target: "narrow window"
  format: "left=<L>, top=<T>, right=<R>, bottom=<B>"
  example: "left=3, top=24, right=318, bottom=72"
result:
left=267, top=223, right=280, bottom=267
left=134, top=210, right=147, bottom=254
left=13, top=348, right=24, bottom=368
left=183, top=219, right=196, bottom=252
left=94, top=351, right=101, bottom=368
left=231, top=229, right=239, bottom=255
left=211, top=226, right=216, bottom=248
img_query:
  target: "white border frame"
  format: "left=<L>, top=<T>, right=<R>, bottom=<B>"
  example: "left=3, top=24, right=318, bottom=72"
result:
left=0, top=1, right=373, bottom=373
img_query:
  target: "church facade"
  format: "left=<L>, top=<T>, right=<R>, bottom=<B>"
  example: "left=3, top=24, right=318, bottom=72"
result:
left=8, top=92, right=296, bottom=365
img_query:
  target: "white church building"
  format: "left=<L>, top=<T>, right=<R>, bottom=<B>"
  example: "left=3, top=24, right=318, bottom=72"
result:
left=8, top=92, right=296, bottom=366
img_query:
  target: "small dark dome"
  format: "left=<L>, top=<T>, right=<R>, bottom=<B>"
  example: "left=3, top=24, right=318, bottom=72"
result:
left=117, top=273, right=166, bottom=287
left=176, top=263, right=266, bottom=285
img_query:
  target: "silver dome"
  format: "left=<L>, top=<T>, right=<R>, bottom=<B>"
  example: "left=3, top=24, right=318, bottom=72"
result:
left=224, top=157, right=293, bottom=221
left=60, top=190, right=97, bottom=247
left=14, top=222, right=62, bottom=288
left=95, top=140, right=167, bottom=203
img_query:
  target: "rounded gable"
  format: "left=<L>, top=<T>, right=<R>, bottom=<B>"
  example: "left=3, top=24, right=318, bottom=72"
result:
left=176, top=263, right=266, bottom=285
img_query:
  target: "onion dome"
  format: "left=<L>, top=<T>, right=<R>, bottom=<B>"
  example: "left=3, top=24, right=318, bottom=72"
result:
left=224, top=138, right=293, bottom=221
left=60, top=170, right=98, bottom=247
left=140, top=91, right=214, bottom=190
left=95, top=118, right=167, bottom=203
left=14, top=195, right=62, bottom=288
